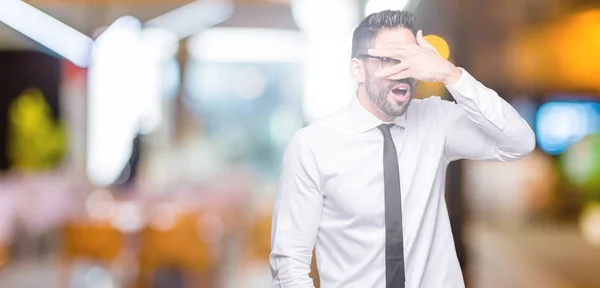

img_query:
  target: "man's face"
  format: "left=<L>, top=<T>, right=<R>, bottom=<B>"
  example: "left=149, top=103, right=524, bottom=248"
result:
left=363, top=28, right=418, bottom=117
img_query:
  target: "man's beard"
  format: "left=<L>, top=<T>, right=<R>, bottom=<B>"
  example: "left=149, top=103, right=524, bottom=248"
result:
left=365, top=77, right=415, bottom=117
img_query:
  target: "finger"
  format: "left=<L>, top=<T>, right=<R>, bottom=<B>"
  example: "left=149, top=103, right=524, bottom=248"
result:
left=416, top=30, right=435, bottom=51
left=375, top=42, right=419, bottom=50
left=386, top=70, right=412, bottom=80
left=378, top=38, right=434, bottom=56
left=416, top=30, right=437, bottom=53
left=375, top=62, right=410, bottom=78
left=367, top=48, right=412, bottom=59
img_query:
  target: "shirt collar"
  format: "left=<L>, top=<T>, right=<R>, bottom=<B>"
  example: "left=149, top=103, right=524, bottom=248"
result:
left=348, top=96, right=407, bottom=133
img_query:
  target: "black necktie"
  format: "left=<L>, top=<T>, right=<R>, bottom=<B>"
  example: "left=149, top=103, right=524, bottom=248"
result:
left=377, top=123, right=405, bottom=288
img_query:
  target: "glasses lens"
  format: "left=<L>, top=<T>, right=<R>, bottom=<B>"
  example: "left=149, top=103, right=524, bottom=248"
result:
left=380, top=57, right=399, bottom=69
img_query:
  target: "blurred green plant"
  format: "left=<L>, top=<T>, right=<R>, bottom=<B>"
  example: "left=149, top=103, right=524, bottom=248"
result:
left=7, top=88, right=66, bottom=171
left=560, top=133, right=600, bottom=202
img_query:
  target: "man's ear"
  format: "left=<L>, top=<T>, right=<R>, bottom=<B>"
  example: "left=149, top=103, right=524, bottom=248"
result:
left=349, top=58, right=366, bottom=83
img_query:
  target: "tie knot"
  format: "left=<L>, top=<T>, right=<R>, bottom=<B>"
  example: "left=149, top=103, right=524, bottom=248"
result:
left=377, top=123, right=395, bottom=138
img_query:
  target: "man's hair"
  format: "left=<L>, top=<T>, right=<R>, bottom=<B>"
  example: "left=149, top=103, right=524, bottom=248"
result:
left=351, top=10, right=417, bottom=58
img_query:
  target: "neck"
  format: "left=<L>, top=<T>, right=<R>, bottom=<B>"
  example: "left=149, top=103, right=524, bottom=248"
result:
left=357, top=86, right=393, bottom=122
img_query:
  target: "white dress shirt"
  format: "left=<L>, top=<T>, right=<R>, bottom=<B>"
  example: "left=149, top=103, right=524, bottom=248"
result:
left=270, top=68, right=535, bottom=288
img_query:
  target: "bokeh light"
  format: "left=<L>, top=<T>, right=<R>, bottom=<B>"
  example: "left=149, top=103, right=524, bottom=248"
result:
left=536, top=101, right=600, bottom=155
left=562, top=134, right=600, bottom=198
left=424, top=34, right=450, bottom=60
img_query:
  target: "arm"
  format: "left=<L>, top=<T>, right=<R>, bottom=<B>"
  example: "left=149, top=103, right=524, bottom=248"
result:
left=270, top=130, right=322, bottom=287
left=443, top=68, right=536, bottom=162
left=366, top=30, right=535, bottom=162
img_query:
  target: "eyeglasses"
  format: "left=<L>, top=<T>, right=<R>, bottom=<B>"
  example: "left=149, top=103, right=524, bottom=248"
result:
left=357, top=54, right=401, bottom=69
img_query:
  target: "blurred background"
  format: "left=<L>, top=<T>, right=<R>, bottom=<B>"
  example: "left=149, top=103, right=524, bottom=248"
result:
left=0, top=0, right=600, bottom=287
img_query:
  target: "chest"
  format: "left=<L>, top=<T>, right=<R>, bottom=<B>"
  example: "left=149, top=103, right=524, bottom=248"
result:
left=315, top=126, right=446, bottom=220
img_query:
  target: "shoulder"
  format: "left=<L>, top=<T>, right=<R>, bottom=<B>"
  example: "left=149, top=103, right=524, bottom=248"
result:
left=284, top=106, right=348, bottom=153
left=295, top=106, right=351, bottom=142
left=407, top=96, right=464, bottom=134
left=409, top=96, right=463, bottom=119
left=411, top=95, right=455, bottom=109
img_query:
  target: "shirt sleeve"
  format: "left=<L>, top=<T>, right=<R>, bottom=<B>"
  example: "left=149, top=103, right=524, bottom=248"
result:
left=270, top=130, right=323, bottom=287
left=443, top=68, right=536, bottom=162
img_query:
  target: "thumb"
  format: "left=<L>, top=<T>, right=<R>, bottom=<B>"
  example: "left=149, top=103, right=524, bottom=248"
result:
left=417, top=30, right=437, bottom=52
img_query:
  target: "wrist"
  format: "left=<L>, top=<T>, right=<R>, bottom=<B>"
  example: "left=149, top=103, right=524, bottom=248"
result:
left=442, top=63, right=462, bottom=86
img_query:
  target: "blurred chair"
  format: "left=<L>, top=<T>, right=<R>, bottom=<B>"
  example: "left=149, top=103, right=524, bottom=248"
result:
left=248, top=213, right=270, bottom=263
left=60, top=221, right=125, bottom=287
left=136, top=212, right=214, bottom=288
left=240, top=212, right=320, bottom=287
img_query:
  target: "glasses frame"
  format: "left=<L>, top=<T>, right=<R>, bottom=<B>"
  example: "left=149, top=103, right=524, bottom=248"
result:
left=356, top=54, right=401, bottom=69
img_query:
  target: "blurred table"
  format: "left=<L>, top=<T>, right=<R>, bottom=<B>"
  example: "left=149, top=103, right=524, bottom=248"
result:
left=466, top=221, right=600, bottom=288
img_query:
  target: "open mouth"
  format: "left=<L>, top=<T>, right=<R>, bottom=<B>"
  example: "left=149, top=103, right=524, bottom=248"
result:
left=390, top=84, right=411, bottom=101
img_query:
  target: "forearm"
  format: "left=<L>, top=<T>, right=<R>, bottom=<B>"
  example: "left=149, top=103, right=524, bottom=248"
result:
left=270, top=250, right=315, bottom=287
left=445, top=68, right=536, bottom=160
left=270, top=195, right=320, bottom=287
left=270, top=130, right=322, bottom=287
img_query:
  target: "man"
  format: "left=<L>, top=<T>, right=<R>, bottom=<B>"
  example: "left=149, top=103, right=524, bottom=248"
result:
left=270, top=10, right=535, bottom=288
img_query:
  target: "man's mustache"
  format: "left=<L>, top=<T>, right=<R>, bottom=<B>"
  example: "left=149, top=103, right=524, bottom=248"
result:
left=386, top=78, right=415, bottom=90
